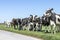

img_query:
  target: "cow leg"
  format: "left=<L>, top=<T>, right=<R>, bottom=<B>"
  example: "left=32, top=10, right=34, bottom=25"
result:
left=14, top=25, right=15, bottom=29
left=40, top=24, right=42, bottom=31
left=38, top=24, right=42, bottom=31
left=8, top=24, right=10, bottom=28
left=53, top=25, right=56, bottom=34
left=28, top=23, right=33, bottom=31
left=51, top=25, right=53, bottom=34
left=28, top=24, right=31, bottom=31
left=36, top=23, right=39, bottom=31
left=19, top=25, right=21, bottom=30
left=37, top=24, right=42, bottom=31
left=30, top=25, right=33, bottom=31
left=51, top=24, right=56, bottom=34
left=58, top=26, right=60, bottom=32
left=50, top=20, right=56, bottom=34
left=23, top=26, right=25, bottom=30
left=8, top=25, right=9, bottom=28
left=33, top=24, right=36, bottom=31
left=23, top=25, right=26, bottom=30
left=36, top=24, right=38, bottom=31
left=14, top=25, right=16, bottom=29
left=19, top=25, right=22, bottom=30
left=29, top=24, right=33, bottom=31
left=17, top=25, right=18, bottom=29
left=28, top=24, right=30, bottom=31
left=44, top=25, right=49, bottom=33
left=9, top=25, right=11, bottom=27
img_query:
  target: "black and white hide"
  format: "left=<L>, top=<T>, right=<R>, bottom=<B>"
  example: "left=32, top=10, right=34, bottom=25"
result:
left=21, top=18, right=29, bottom=30
left=12, top=18, right=22, bottom=30
left=35, top=16, right=42, bottom=31
left=4, top=21, right=11, bottom=28
left=28, top=15, right=40, bottom=31
left=28, top=15, right=35, bottom=31
left=44, top=8, right=60, bottom=34
left=42, top=15, right=50, bottom=32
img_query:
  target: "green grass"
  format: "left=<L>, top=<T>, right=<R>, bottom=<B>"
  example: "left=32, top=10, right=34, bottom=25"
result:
left=0, top=24, right=60, bottom=40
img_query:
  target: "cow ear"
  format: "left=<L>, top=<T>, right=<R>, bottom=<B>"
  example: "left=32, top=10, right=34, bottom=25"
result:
left=51, top=8, right=53, bottom=10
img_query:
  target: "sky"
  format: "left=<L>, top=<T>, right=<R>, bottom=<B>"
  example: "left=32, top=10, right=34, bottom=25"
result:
left=0, top=0, right=60, bottom=23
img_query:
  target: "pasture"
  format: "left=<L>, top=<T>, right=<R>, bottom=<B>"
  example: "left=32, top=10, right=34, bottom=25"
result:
left=0, top=24, right=60, bottom=40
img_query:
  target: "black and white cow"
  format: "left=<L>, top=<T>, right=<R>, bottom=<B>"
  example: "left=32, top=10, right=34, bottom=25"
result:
left=12, top=18, right=22, bottom=30
left=21, top=18, right=29, bottom=30
left=42, top=15, right=50, bottom=32
left=44, top=8, right=60, bottom=34
left=35, top=16, right=42, bottom=31
left=28, top=15, right=35, bottom=31
left=28, top=15, right=42, bottom=31
left=4, top=21, right=11, bottom=28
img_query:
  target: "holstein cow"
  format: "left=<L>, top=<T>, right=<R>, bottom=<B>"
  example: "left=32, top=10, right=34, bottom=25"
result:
left=4, top=21, right=11, bottom=28
left=28, top=15, right=37, bottom=31
left=28, top=15, right=42, bottom=31
left=42, top=15, right=50, bottom=32
left=44, top=8, right=60, bottom=34
left=12, top=18, right=22, bottom=30
left=18, top=18, right=22, bottom=30
left=35, top=16, right=42, bottom=31
left=21, top=18, right=29, bottom=30
left=28, top=15, right=34, bottom=31
left=12, top=18, right=18, bottom=29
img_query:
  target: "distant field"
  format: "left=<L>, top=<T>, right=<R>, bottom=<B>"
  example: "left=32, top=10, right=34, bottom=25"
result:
left=0, top=24, right=60, bottom=40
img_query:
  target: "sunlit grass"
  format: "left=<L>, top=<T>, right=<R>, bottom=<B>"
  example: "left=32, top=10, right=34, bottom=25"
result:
left=0, top=24, right=60, bottom=40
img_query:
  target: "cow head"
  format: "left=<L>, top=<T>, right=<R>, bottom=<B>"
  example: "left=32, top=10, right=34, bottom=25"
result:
left=44, top=8, right=53, bottom=17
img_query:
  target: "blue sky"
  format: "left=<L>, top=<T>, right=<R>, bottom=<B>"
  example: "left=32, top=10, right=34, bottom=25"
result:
left=0, top=0, right=60, bottom=23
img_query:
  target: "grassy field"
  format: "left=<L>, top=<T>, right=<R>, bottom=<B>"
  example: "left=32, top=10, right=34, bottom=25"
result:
left=0, top=24, right=60, bottom=40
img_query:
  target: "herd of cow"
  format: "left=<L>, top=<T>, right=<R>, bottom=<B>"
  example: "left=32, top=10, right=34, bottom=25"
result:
left=4, top=8, right=60, bottom=34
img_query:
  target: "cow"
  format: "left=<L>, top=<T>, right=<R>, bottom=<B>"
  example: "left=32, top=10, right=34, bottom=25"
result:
left=28, top=15, right=37, bottom=31
left=12, top=18, right=18, bottom=29
left=17, top=18, right=22, bottom=30
left=12, top=18, right=22, bottom=30
left=21, top=18, right=29, bottom=30
left=42, top=15, right=50, bottom=32
left=4, top=21, right=11, bottom=28
left=44, top=8, right=60, bottom=34
left=35, top=16, right=42, bottom=31
left=28, top=15, right=42, bottom=31
left=28, top=15, right=34, bottom=31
